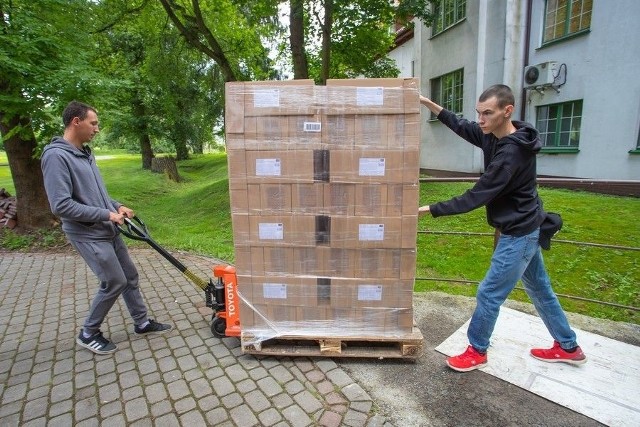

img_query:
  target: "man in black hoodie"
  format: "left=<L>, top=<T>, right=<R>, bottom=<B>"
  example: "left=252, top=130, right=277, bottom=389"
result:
left=418, top=85, right=586, bottom=371
left=41, top=101, right=171, bottom=355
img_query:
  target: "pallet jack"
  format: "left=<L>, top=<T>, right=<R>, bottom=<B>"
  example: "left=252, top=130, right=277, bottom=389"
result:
left=118, top=216, right=240, bottom=338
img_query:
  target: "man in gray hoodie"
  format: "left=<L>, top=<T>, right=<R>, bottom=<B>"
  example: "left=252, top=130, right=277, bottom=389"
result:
left=41, top=101, right=171, bottom=355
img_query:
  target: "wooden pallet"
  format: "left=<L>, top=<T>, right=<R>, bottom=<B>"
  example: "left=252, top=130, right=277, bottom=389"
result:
left=240, top=326, right=424, bottom=360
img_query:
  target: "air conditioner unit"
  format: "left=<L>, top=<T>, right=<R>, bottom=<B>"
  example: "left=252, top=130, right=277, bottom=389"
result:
left=523, top=61, right=558, bottom=89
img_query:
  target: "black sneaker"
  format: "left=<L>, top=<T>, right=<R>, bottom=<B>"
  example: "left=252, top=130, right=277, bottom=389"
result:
left=76, top=330, right=117, bottom=355
left=134, top=319, right=172, bottom=335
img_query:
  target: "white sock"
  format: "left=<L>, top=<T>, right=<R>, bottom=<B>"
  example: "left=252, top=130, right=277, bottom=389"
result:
left=139, top=320, right=150, bottom=329
left=82, top=330, right=92, bottom=339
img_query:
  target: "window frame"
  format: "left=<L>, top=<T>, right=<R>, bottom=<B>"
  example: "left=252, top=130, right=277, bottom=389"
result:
left=536, top=99, right=583, bottom=153
left=431, top=0, right=467, bottom=37
left=542, top=0, right=592, bottom=45
left=430, top=68, right=464, bottom=119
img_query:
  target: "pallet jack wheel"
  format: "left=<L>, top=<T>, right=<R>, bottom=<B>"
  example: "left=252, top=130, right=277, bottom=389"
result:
left=211, top=316, right=227, bottom=338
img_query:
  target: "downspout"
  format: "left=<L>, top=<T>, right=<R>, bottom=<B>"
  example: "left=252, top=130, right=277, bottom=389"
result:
left=521, top=0, right=534, bottom=120
left=475, top=0, right=488, bottom=172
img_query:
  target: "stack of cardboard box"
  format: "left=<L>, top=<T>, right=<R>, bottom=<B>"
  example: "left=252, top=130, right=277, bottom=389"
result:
left=225, top=78, right=420, bottom=345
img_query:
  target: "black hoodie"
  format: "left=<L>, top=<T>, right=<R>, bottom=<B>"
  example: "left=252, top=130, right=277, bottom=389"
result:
left=429, top=109, right=545, bottom=236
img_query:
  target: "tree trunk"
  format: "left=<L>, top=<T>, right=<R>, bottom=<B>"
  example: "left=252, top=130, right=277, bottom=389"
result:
left=151, top=157, right=181, bottom=182
left=290, top=0, right=309, bottom=79
left=0, top=114, right=57, bottom=229
left=132, top=96, right=154, bottom=170
left=320, top=0, right=334, bottom=85
left=175, top=139, right=189, bottom=161
left=140, top=133, right=154, bottom=170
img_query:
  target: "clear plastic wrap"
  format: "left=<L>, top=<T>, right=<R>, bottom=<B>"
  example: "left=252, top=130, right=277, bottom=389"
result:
left=225, top=78, right=421, bottom=346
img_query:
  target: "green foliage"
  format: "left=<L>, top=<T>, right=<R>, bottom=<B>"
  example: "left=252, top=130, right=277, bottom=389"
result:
left=417, top=181, right=640, bottom=324
left=0, top=0, right=109, bottom=146
left=0, top=227, right=66, bottom=251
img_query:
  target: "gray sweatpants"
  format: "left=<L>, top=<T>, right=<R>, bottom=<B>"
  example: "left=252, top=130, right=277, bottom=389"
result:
left=71, top=236, right=148, bottom=335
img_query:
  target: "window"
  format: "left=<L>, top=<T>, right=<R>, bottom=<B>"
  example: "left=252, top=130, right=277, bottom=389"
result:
left=536, top=100, right=583, bottom=150
left=543, top=0, right=592, bottom=43
left=430, top=69, right=464, bottom=118
left=432, top=0, right=466, bottom=36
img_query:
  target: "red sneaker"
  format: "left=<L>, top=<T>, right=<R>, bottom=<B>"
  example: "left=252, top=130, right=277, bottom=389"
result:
left=446, top=345, right=488, bottom=372
left=530, top=341, right=587, bottom=365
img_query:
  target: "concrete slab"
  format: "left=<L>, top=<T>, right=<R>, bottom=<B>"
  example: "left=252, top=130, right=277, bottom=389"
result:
left=435, top=307, right=640, bottom=427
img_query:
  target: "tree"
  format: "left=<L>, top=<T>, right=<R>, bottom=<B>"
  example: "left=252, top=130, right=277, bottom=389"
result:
left=159, top=0, right=435, bottom=84
left=158, top=0, right=282, bottom=82
left=0, top=0, right=104, bottom=229
left=94, top=0, right=223, bottom=162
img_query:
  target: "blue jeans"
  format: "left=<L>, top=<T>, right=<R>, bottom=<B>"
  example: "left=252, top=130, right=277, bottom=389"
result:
left=467, top=228, right=578, bottom=353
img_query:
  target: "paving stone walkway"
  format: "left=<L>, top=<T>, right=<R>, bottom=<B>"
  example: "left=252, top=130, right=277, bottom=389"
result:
left=0, top=249, right=392, bottom=427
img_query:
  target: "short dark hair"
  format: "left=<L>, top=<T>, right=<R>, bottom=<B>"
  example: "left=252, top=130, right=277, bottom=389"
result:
left=62, top=101, right=97, bottom=128
left=478, top=84, right=515, bottom=109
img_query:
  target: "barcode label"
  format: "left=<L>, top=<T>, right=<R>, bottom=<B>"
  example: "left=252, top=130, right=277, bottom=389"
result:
left=304, top=122, right=322, bottom=132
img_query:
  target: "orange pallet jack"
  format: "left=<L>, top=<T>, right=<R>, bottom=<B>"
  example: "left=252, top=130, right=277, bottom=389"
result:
left=119, top=217, right=241, bottom=338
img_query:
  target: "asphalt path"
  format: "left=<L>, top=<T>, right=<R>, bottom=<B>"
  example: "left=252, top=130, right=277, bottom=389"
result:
left=340, top=292, right=640, bottom=427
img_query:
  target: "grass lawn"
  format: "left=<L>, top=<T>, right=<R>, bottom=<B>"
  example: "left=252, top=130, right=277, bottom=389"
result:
left=1, top=151, right=638, bottom=324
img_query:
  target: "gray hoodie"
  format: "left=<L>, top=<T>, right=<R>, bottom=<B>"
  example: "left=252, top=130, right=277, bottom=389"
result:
left=41, top=136, right=121, bottom=242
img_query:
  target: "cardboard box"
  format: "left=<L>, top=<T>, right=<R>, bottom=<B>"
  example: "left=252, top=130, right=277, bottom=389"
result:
left=225, top=133, right=244, bottom=150
left=328, top=216, right=418, bottom=249
left=243, top=80, right=316, bottom=117
left=321, top=115, right=355, bottom=149
left=324, top=78, right=420, bottom=115
left=247, top=214, right=318, bottom=247
left=247, top=183, right=292, bottom=214
left=354, top=184, right=388, bottom=217
left=244, top=150, right=316, bottom=183
left=329, top=150, right=406, bottom=184
left=386, top=184, right=419, bottom=217
left=354, top=115, right=390, bottom=149
left=291, top=183, right=324, bottom=214
left=231, top=213, right=250, bottom=246
left=354, top=248, right=417, bottom=280
left=227, top=149, right=248, bottom=189
left=288, top=115, right=323, bottom=149
left=243, top=116, right=288, bottom=150
left=225, top=82, right=245, bottom=134
left=247, top=246, right=326, bottom=276
left=387, top=114, right=421, bottom=149
left=323, top=183, right=355, bottom=216
left=326, top=277, right=414, bottom=309
left=248, top=276, right=319, bottom=307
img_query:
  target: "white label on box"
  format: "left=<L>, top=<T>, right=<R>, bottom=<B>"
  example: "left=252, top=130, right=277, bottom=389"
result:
left=356, top=87, right=384, bottom=106
left=359, top=224, right=385, bottom=241
left=303, top=122, right=322, bottom=132
left=254, top=89, right=280, bottom=107
left=357, top=284, right=383, bottom=301
left=259, top=223, right=284, bottom=240
left=359, top=158, right=385, bottom=176
left=256, top=158, right=281, bottom=176
left=263, top=283, right=287, bottom=299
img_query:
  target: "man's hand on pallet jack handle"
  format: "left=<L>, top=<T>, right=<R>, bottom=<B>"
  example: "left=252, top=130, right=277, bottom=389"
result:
left=109, top=206, right=134, bottom=225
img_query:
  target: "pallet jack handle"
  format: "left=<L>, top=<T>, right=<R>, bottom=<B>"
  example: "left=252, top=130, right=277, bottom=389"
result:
left=118, top=216, right=209, bottom=291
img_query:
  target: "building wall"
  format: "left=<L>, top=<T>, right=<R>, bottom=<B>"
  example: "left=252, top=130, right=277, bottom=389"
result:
left=388, top=36, right=415, bottom=78
left=399, top=0, right=640, bottom=180
left=525, top=0, right=640, bottom=180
